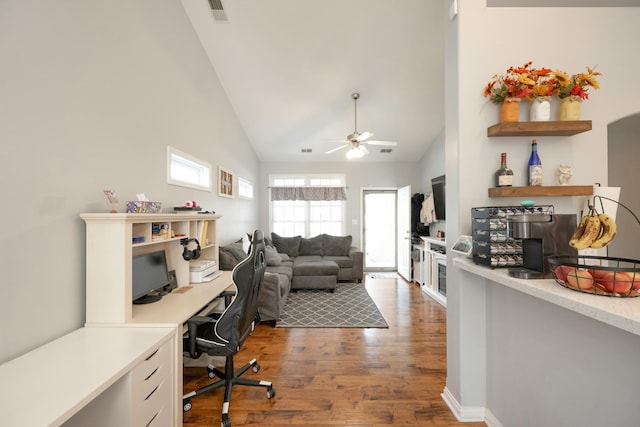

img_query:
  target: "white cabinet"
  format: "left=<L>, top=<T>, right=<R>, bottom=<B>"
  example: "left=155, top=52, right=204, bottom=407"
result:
left=80, top=213, right=222, bottom=324
left=412, top=244, right=425, bottom=285
left=419, top=237, right=446, bottom=307
left=1, top=326, right=176, bottom=427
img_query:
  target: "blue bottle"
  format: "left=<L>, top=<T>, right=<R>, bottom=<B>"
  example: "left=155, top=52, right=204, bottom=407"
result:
left=528, top=139, right=542, bottom=186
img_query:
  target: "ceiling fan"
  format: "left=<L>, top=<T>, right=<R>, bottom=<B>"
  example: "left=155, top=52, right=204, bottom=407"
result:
left=324, top=93, right=397, bottom=158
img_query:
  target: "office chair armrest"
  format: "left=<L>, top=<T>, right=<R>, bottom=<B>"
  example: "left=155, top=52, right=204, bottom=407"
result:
left=185, top=315, right=215, bottom=358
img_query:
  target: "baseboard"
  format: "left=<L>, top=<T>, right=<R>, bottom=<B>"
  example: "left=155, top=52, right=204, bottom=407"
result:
left=440, top=387, right=486, bottom=422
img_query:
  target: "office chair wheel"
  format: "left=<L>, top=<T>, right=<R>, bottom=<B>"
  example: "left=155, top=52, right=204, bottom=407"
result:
left=252, top=362, right=260, bottom=373
left=183, top=399, right=192, bottom=412
left=207, top=366, right=216, bottom=378
left=267, top=386, right=276, bottom=399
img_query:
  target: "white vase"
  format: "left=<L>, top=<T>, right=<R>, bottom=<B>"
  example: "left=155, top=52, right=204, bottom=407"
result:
left=529, top=97, right=551, bottom=122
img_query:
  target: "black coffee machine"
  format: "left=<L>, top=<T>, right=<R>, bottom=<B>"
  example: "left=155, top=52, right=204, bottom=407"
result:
left=507, top=213, right=577, bottom=279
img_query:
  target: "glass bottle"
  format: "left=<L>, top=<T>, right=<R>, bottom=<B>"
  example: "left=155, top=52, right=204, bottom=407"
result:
left=528, top=139, right=542, bottom=186
left=495, top=152, right=513, bottom=187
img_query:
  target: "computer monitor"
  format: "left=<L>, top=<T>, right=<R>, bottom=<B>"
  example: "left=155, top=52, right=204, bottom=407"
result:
left=132, top=250, right=170, bottom=304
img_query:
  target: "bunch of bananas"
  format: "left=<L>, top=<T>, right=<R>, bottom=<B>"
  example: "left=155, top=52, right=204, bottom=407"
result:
left=569, top=208, right=617, bottom=250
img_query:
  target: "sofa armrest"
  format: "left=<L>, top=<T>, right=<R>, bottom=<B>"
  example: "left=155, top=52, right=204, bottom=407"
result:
left=348, top=246, right=364, bottom=282
left=258, top=272, right=285, bottom=322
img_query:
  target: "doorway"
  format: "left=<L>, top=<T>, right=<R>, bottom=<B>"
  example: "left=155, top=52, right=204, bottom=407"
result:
left=362, top=190, right=397, bottom=271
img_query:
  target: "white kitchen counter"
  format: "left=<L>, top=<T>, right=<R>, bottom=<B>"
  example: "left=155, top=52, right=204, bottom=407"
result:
left=454, top=257, right=640, bottom=337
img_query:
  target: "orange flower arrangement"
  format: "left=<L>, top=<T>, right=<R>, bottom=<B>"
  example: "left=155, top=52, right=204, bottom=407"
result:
left=483, top=62, right=534, bottom=103
left=554, top=66, right=601, bottom=100
left=528, top=67, right=556, bottom=99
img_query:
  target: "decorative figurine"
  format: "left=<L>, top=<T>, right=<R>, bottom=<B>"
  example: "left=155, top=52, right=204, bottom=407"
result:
left=556, top=164, right=573, bottom=185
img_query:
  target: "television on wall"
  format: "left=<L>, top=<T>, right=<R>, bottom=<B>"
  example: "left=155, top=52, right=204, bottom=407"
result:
left=431, top=175, right=446, bottom=221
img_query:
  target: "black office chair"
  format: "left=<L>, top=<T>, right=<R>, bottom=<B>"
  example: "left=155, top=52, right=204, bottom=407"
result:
left=182, top=229, right=275, bottom=427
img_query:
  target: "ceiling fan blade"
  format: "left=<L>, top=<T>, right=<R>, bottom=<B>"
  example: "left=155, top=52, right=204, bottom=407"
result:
left=325, top=144, right=348, bottom=154
left=365, top=140, right=398, bottom=147
left=321, top=139, right=350, bottom=143
left=356, top=131, right=374, bottom=142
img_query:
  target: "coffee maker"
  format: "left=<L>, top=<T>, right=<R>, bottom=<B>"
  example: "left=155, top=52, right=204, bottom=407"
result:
left=507, top=213, right=577, bottom=279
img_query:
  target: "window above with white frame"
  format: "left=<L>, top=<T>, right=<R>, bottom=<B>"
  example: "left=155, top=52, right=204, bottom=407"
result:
left=167, top=146, right=212, bottom=191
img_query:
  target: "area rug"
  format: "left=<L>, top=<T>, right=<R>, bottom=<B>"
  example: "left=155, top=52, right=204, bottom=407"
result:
left=276, top=282, right=389, bottom=328
left=368, top=272, right=399, bottom=279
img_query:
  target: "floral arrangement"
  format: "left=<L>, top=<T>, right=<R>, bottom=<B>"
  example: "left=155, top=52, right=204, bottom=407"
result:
left=483, top=61, right=534, bottom=103
left=553, top=66, right=601, bottom=100
left=484, top=62, right=602, bottom=103
left=528, top=67, right=556, bottom=99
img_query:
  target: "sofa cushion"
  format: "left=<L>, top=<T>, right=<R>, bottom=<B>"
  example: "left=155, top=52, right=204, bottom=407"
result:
left=219, top=250, right=238, bottom=271
left=293, top=258, right=339, bottom=276
left=322, top=255, right=354, bottom=269
left=271, top=232, right=302, bottom=257
left=299, top=235, right=324, bottom=256
left=264, top=245, right=282, bottom=266
left=322, top=234, right=352, bottom=256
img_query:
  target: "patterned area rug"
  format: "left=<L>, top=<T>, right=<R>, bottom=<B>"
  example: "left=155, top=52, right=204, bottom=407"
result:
left=276, top=282, right=389, bottom=328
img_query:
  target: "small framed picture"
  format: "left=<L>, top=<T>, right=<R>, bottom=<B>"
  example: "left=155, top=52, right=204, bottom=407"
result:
left=218, top=166, right=234, bottom=198
left=451, top=235, right=473, bottom=257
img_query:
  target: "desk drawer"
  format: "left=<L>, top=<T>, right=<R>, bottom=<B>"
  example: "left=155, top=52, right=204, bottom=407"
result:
left=132, top=341, right=173, bottom=426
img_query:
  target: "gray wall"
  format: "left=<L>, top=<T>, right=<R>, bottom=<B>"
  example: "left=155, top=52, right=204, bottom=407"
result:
left=608, top=114, right=640, bottom=258
left=0, top=0, right=260, bottom=363
left=419, top=130, right=446, bottom=237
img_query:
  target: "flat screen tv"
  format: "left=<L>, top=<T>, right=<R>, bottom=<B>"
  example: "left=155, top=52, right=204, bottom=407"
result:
left=132, top=250, right=170, bottom=304
left=431, top=175, right=446, bottom=221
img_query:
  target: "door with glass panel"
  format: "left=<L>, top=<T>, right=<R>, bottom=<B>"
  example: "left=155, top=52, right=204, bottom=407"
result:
left=362, top=190, right=397, bottom=271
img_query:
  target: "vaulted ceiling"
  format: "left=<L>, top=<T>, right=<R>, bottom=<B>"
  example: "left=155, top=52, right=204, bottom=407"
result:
left=181, top=0, right=640, bottom=163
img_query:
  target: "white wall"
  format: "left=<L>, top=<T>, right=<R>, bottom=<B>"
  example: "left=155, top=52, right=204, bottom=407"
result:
left=258, top=162, right=423, bottom=247
left=447, top=1, right=640, bottom=423
left=419, top=131, right=447, bottom=237
left=0, top=0, right=260, bottom=363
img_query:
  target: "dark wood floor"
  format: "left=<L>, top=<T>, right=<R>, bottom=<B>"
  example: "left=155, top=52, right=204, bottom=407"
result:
left=183, top=276, right=487, bottom=426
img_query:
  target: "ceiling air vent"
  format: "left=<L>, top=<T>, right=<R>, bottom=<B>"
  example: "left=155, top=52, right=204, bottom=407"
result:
left=301, top=148, right=312, bottom=153
left=208, top=0, right=228, bottom=21
left=380, top=148, right=393, bottom=153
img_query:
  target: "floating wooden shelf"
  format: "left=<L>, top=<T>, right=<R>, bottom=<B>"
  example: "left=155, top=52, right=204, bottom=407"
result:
left=488, top=185, right=593, bottom=198
left=487, top=120, right=592, bottom=137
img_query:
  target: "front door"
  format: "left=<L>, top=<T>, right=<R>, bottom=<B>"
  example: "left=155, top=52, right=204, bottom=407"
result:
left=362, top=189, right=396, bottom=271
left=397, top=185, right=412, bottom=280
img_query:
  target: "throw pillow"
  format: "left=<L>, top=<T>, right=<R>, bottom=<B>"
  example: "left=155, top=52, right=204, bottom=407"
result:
left=323, top=234, right=352, bottom=256
left=264, top=245, right=282, bottom=266
left=222, top=242, right=248, bottom=263
left=271, top=232, right=302, bottom=257
left=219, top=251, right=239, bottom=271
left=299, top=235, right=324, bottom=256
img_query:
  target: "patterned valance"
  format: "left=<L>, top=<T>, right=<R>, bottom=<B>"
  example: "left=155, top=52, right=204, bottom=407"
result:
left=270, top=186, right=347, bottom=201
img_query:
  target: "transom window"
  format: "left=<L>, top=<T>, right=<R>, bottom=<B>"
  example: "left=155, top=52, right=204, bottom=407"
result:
left=167, top=146, right=212, bottom=191
left=269, top=174, right=346, bottom=237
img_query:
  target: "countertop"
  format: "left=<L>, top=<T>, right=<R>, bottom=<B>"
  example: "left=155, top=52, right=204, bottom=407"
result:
left=454, top=257, right=640, bottom=337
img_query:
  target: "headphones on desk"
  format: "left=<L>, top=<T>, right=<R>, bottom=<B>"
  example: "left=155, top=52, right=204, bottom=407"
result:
left=180, top=238, right=201, bottom=261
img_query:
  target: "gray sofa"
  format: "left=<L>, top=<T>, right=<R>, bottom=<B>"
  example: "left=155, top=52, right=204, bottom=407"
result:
left=219, top=233, right=363, bottom=325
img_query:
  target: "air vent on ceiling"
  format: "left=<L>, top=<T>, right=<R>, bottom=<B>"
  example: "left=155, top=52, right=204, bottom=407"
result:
left=208, top=0, right=228, bottom=21
left=380, top=148, right=393, bottom=153
left=301, top=148, right=312, bottom=153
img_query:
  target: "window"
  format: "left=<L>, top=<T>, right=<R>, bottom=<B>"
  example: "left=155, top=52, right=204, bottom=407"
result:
left=269, top=174, right=346, bottom=237
left=167, top=146, right=212, bottom=191
left=238, top=177, right=254, bottom=200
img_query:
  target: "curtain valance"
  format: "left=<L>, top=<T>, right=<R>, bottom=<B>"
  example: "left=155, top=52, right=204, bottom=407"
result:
left=270, top=186, right=347, bottom=201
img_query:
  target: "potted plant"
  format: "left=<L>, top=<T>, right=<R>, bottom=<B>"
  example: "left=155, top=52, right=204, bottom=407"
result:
left=554, top=66, right=601, bottom=120
left=483, top=61, right=534, bottom=122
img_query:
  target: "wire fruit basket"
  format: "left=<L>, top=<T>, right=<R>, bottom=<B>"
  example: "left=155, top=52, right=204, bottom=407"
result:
left=549, top=255, right=640, bottom=298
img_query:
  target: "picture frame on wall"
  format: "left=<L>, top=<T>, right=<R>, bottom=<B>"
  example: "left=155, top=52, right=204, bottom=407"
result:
left=218, top=166, right=234, bottom=198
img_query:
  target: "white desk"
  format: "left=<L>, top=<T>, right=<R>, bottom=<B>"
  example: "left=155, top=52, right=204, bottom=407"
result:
left=129, top=270, right=234, bottom=327
left=0, top=326, right=176, bottom=427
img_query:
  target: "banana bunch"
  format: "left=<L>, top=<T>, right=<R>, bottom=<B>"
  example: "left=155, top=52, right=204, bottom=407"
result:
left=569, top=209, right=617, bottom=250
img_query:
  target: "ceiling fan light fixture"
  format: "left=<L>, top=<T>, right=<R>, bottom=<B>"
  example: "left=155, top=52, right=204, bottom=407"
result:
left=346, top=146, right=365, bottom=159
